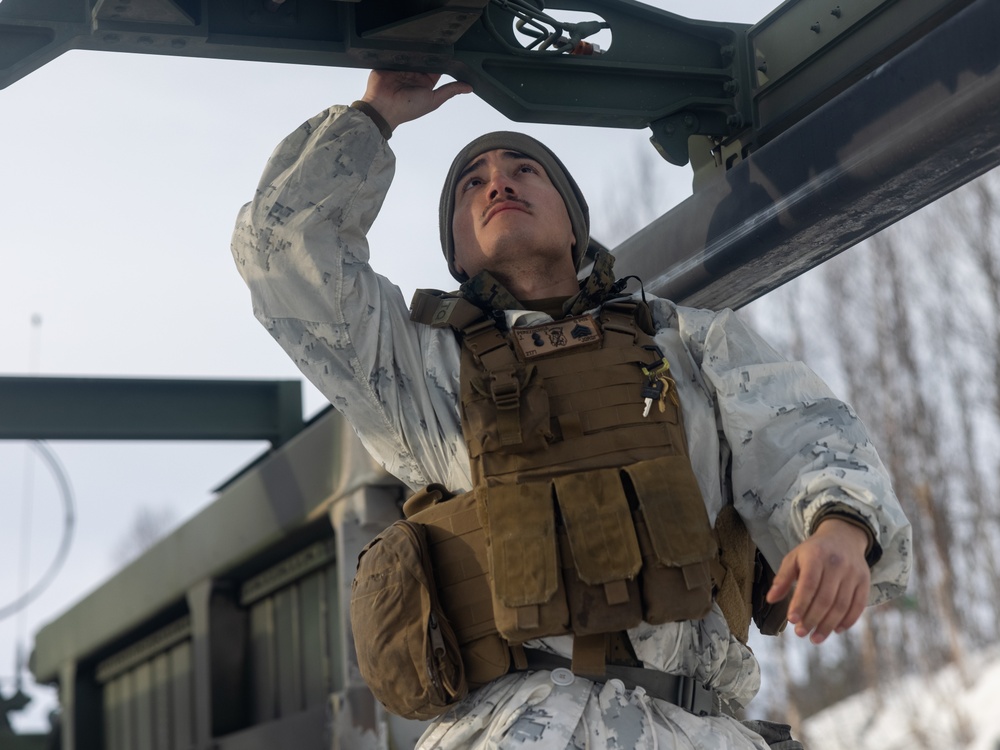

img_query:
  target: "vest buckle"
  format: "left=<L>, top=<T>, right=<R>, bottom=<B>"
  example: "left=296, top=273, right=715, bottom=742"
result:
left=490, top=367, right=521, bottom=410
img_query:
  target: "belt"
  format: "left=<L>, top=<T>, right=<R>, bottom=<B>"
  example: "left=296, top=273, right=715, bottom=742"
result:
left=523, top=649, right=720, bottom=717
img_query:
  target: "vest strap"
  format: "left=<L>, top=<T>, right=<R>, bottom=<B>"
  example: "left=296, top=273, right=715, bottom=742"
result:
left=464, top=320, right=530, bottom=448
left=571, top=633, right=608, bottom=678
left=523, top=649, right=720, bottom=717
left=510, top=643, right=529, bottom=671
left=598, top=300, right=652, bottom=352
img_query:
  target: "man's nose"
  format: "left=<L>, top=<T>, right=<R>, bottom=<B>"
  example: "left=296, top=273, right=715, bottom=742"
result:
left=488, top=172, right=515, bottom=200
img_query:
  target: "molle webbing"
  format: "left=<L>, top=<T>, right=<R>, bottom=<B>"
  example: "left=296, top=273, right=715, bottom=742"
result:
left=459, top=301, right=690, bottom=487
left=458, top=301, right=717, bottom=652
left=404, top=487, right=510, bottom=689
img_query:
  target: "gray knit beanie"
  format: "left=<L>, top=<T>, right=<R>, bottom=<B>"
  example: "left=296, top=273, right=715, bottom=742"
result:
left=439, top=131, right=590, bottom=282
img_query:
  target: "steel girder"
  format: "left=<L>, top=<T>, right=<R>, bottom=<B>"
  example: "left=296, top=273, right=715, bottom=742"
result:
left=0, top=376, right=303, bottom=445
left=0, top=0, right=751, bottom=166
left=614, top=0, right=1000, bottom=309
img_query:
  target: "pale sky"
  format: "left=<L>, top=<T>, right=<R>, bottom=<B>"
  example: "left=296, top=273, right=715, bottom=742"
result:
left=0, top=0, right=781, bottom=731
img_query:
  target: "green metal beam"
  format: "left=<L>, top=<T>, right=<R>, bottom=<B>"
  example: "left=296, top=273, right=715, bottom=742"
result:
left=0, top=376, right=303, bottom=446
left=0, top=0, right=751, bottom=166
left=748, top=0, right=976, bottom=144
left=613, top=0, right=1000, bottom=310
left=0, top=0, right=981, bottom=169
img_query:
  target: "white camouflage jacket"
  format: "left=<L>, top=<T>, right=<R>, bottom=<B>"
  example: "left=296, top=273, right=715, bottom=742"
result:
left=232, top=105, right=911, bottom=750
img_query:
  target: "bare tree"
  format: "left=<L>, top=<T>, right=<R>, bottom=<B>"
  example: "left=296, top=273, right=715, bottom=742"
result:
left=748, top=167, right=1000, bottom=746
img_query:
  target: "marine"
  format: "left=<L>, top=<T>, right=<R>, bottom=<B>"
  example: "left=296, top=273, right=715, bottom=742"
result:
left=232, top=69, right=912, bottom=749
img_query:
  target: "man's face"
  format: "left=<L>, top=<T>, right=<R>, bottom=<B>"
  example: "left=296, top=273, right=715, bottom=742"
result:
left=451, top=149, right=575, bottom=280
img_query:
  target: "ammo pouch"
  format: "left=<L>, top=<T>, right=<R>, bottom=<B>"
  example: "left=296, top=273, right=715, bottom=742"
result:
left=480, top=456, right=716, bottom=645
left=400, top=454, right=716, bottom=683
left=350, top=519, right=467, bottom=720
left=404, top=486, right=513, bottom=689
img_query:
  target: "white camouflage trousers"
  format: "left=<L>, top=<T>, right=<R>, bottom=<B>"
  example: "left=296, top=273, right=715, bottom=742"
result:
left=417, top=671, right=775, bottom=750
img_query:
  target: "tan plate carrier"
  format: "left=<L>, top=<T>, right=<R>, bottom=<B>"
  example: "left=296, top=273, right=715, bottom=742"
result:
left=407, top=292, right=786, bottom=687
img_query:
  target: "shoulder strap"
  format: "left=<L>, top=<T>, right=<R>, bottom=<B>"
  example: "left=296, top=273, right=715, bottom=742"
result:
left=462, top=320, right=532, bottom=448
left=412, top=288, right=531, bottom=448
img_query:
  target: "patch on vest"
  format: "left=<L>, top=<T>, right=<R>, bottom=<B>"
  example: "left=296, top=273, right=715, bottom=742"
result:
left=511, top=314, right=602, bottom=360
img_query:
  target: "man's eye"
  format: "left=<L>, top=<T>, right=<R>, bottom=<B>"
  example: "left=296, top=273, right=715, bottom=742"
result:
left=519, top=164, right=537, bottom=174
left=463, top=177, right=483, bottom=191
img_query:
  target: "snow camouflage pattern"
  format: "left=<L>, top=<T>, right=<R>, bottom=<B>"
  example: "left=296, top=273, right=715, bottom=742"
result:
left=231, top=105, right=912, bottom=749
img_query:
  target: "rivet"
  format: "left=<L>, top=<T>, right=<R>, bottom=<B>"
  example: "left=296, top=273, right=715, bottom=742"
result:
left=831, top=6, right=842, bottom=17
left=810, top=22, right=821, bottom=33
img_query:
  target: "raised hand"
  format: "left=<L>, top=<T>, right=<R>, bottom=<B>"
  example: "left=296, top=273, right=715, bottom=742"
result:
left=360, top=70, right=473, bottom=132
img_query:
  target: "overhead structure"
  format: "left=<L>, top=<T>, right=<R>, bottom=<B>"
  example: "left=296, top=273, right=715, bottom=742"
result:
left=0, top=0, right=978, bottom=164
left=4, top=0, right=753, bottom=166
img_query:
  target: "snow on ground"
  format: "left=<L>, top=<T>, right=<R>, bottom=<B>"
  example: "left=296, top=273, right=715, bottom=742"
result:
left=801, top=648, right=1000, bottom=750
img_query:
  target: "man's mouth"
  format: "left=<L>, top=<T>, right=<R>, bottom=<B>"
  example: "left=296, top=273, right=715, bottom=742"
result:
left=484, top=200, right=529, bottom=224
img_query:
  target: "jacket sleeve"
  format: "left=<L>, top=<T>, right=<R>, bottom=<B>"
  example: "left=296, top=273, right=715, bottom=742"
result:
left=230, top=106, right=468, bottom=491
left=679, top=306, right=911, bottom=606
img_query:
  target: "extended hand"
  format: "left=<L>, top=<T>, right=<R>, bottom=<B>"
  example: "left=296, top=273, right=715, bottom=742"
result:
left=360, top=70, right=473, bottom=131
left=766, top=518, right=871, bottom=644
